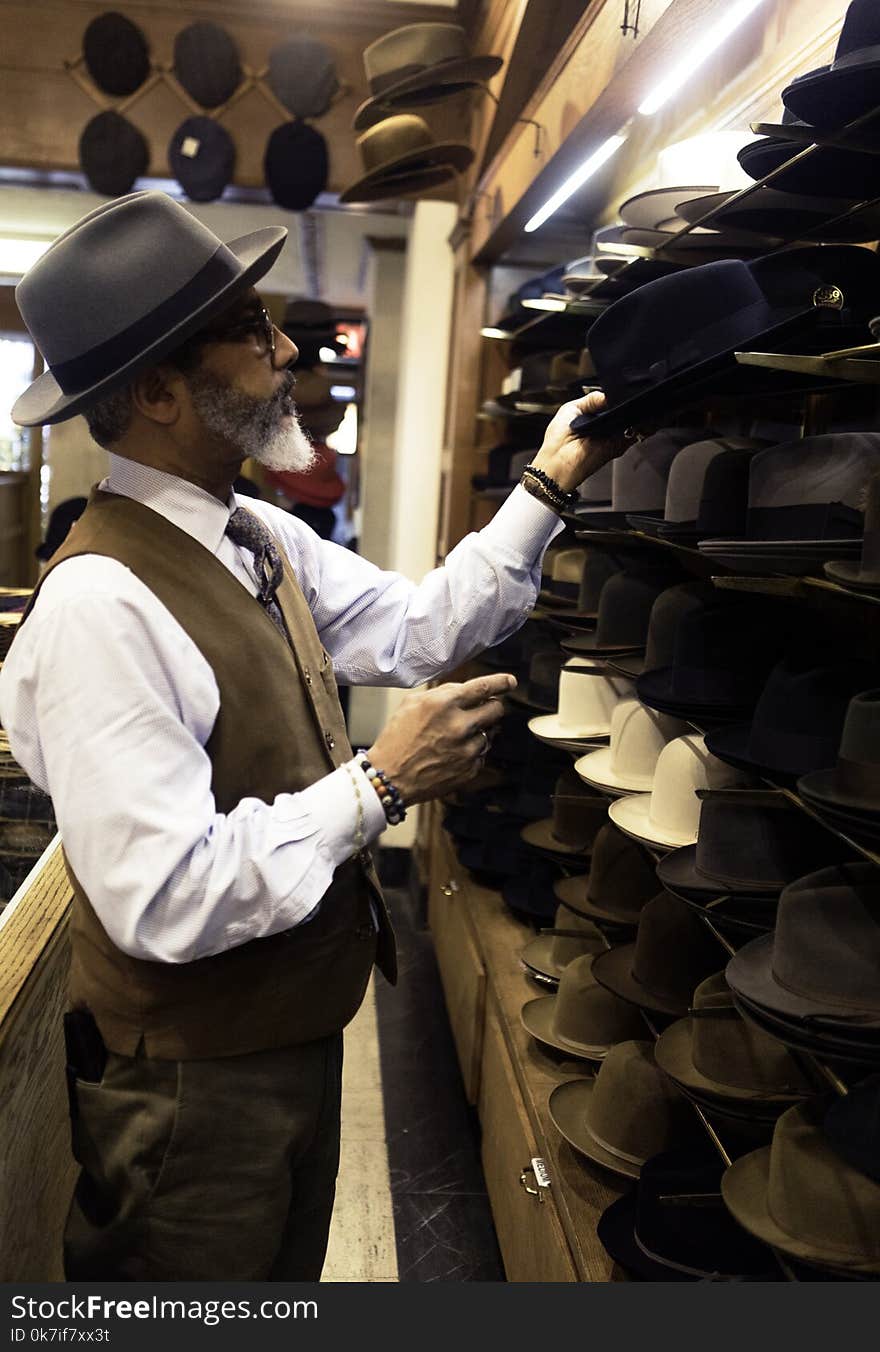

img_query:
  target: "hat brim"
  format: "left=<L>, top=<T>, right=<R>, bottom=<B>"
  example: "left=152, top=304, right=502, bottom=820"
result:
left=726, top=934, right=880, bottom=1030
left=823, top=559, right=880, bottom=592
left=520, top=933, right=588, bottom=983
left=782, top=63, right=880, bottom=132
left=574, top=745, right=655, bottom=795
left=654, top=1017, right=809, bottom=1106
left=678, top=189, right=880, bottom=246
left=704, top=723, right=824, bottom=785
left=549, top=1079, right=642, bottom=1177
left=352, top=55, right=504, bottom=130
left=338, top=156, right=468, bottom=205
left=720, top=1142, right=880, bottom=1272
left=733, top=991, right=880, bottom=1061
left=14, top=227, right=287, bottom=427
left=520, top=816, right=597, bottom=857
left=553, top=873, right=643, bottom=928
left=738, top=137, right=880, bottom=199
left=608, top=792, right=697, bottom=849
left=591, top=942, right=689, bottom=1017
left=618, top=185, right=719, bottom=231
left=528, top=714, right=612, bottom=747
left=520, top=997, right=610, bottom=1061
left=655, top=843, right=784, bottom=899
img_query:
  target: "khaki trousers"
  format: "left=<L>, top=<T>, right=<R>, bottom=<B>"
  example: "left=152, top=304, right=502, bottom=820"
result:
left=63, top=1033, right=343, bottom=1281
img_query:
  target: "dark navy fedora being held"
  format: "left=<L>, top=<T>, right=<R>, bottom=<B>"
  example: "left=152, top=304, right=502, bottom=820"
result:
left=12, top=191, right=287, bottom=427
left=571, top=246, right=880, bottom=438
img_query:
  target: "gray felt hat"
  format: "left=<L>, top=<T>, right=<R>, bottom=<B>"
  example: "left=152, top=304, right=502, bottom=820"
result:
left=13, top=191, right=286, bottom=427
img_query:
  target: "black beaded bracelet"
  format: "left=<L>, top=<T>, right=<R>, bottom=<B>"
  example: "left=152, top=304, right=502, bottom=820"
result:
left=356, top=750, right=407, bottom=826
left=523, top=464, right=579, bottom=510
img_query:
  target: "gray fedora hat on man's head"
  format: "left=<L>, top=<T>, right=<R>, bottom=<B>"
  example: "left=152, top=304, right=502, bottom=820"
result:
left=353, top=22, right=503, bottom=131
left=13, top=191, right=286, bottom=428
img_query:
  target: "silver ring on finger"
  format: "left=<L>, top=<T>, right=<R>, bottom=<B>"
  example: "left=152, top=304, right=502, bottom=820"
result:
left=478, top=729, right=490, bottom=759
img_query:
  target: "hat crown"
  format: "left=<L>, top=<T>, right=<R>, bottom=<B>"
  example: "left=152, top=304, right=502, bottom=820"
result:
left=663, top=437, right=755, bottom=521
left=363, top=22, right=468, bottom=81
left=642, top=581, right=716, bottom=671
left=356, top=114, right=435, bottom=173
left=694, top=791, right=847, bottom=890
left=629, top=891, right=721, bottom=1011
left=588, top=1041, right=691, bottom=1162
left=772, top=863, right=880, bottom=1014
left=753, top=1101, right=880, bottom=1263
left=611, top=428, right=697, bottom=512
left=556, top=661, right=632, bottom=733
left=586, top=822, right=659, bottom=916
left=16, top=192, right=235, bottom=370
left=749, top=432, right=880, bottom=511
left=593, top=568, right=676, bottom=646
left=551, top=955, right=645, bottom=1050
left=838, top=687, right=880, bottom=765
left=742, top=656, right=878, bottom=774
left=606, top=697, right=685, bottom=783
left=835, top=0, right=880, bottom=64
left=647, top=734, right=748, bottom=838
left=689, top=972, right=812, bottom=1093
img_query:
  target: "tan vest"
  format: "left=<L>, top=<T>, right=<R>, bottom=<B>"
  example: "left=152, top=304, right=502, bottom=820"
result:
left=16, top=488, right=396, bottom=1059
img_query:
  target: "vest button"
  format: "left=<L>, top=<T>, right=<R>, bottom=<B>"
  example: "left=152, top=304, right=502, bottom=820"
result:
left=355, top=925, right=374, bottom=940
left=359, top=848, right=373, bottom=869
left=324, top=731, right=336, bottom=751
left=304, top=666, right=312, bottom=685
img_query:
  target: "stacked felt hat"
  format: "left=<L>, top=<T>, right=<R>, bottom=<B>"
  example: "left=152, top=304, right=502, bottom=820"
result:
left=798, top=689, right=880, bottom=847
left=625, top=436, right=760, bottom=542
left=574, top=699, right=688, bottom=797
left=353, top=22, right=502, bottom=131
left=782, top=0, right=880, bottom=132
left=697, top=433, right=880, bottom=574
left=340, top=113, right=474, bottom=204
left=609, top=733, right=751, bottom=849
left=519, top=770, right=608, bottom=860
left=522, top=955, right=647, bottom=1061
left=528, top=659, right=634, bottom=751
left=553, top=821, right=659, bottom=927
left=573, top=429, right=705, bottom=530
left=676, top=185, right=880, bottom=245
left=520, top=905, right=608, bottom=987
left=560, top=567, right=682, bottom=659
left=825, top=468, right=880, bottom=594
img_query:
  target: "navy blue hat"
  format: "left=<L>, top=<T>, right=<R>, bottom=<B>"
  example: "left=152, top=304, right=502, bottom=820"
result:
left=169, top=117, right=235, bottom=203
left=264, top=121, right=329, bottom=210
left=79, top=111, right=149, bottom=197
left=782, top=1, right=880, bottom=130
left=83, top=12, right=150, bottom=98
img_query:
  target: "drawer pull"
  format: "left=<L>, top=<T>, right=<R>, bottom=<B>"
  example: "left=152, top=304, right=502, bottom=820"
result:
left=520, top=1158, right=550, bottom=1203
left=440, top=878, right=460, bottom=897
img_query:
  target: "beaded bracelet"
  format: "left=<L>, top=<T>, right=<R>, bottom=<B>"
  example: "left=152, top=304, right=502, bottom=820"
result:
left=521, top=470, right=565, bottom=513
left=356, top=750, right=407, bottom=827
left=523, top=464, right=579, bottom=511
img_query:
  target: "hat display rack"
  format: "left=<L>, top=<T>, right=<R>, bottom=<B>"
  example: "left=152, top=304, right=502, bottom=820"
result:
left=66, top=16, right=351, bottom=207
left=452, top=56, right=880, bottom=1271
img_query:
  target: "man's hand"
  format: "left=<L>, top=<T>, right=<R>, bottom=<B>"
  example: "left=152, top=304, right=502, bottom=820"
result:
left=529, top=390, right=629, bottom=493
left=366, top=673, right=515, bottom=805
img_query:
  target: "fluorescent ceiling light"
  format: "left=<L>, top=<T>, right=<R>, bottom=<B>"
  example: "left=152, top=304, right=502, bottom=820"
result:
left=524, top=135, right=627, bottom=233
left=638, top=0, right=769, bottom=116
left=480, top=326, right=513, bottom=340
left=0, top=237, right=51, bottom=276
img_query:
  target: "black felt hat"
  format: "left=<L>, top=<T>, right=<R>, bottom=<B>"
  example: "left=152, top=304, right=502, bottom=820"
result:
left=268, top=37, right=339, bottom=119
left=79, top=111, right=149, bottom=198
left=823, top=1073, right=880, bottom=1184
left=82, top=11, right=150, bottom=97
left=169, top=117, right=235, bottom=203
left=264, top=121, right=329, bottom=210
left=706, top=655, right=880, bottom=784
left=676, top=187, right=880, bottom=245
left=174, top=21, right=242, bottom=109
left=571, top=246, right=880, bottom=438
left=782, top=1, right=880, bottom=131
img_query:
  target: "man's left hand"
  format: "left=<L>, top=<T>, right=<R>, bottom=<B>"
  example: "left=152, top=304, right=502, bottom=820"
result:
left=529, top=390, right=628, bottom=493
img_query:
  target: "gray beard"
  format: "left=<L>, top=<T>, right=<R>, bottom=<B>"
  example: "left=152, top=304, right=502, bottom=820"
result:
left=184, top=368, right=317, bottom=473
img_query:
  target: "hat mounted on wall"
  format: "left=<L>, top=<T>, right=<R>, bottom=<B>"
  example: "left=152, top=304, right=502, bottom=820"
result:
left=340, top=114, right=474, bottom=205
left=353, top=22, right=503, bottom=131
left=174, top=21, right=242, bottom=109
left=168, top=117, right=235, bottom=203
left=79, top=110, right=149, bottom=198
left=82, top=11, right=150, bottom=98
left=264, top=120, right=329, bottom=210
left=267, top=36, right=340, bottom=119
left=12, top=191, right=287, bottom=427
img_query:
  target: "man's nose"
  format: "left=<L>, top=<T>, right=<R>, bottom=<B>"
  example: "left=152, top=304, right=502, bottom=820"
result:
left=274, top=327, right=298, bottom=367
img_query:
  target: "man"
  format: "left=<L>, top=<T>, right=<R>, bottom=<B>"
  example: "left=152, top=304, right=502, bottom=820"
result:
left=0, top=192, right=615, bottom=1281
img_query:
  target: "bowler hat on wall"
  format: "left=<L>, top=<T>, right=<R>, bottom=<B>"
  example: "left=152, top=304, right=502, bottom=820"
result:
left=12, top=191, right=286, bottom=427
left=339, top=114, right=474, bottom=205
left=353, top=22, right=503, bottom=131
left=268, top=37, right=340, bottom=119
left=79, top=110, right=149, bottom=198
left=174, top=21, right=241, bottom=109
left=264, top=121, right=329, bottom=210
left=782, top=1, right=880, bottom=131
left=570, top=246, right=880, bottom=438
left=82, top=11, right=150, bottom=97
left=169, top=117, right=235, bottom=203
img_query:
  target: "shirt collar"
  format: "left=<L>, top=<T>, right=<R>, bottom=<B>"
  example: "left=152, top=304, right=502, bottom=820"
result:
left=102, top=453, right=235, bottom=556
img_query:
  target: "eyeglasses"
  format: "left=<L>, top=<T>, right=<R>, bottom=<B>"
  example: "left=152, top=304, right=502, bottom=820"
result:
left=199, top=303, right=277, bottom=361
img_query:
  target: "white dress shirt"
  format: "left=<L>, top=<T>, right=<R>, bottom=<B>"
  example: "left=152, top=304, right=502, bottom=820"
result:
left=0, top=455, right=562, bottom=964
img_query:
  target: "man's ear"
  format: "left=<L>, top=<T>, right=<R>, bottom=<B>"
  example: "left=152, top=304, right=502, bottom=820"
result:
left=131, top=363, right=185, bottom=427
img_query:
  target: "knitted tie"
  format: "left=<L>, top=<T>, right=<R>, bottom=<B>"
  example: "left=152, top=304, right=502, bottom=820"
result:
left=225, top=507, right=288, bottom=640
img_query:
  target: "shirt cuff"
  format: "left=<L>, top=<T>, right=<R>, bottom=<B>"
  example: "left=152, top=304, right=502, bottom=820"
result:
left=304, top=761, right=387, bottom=870
left=479, top=482, right=566, bottom=562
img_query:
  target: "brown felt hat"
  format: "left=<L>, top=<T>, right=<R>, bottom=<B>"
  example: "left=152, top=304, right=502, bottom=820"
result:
left=591, top=890, right=723, bottom=1017
left=521, top=955, right=646, bottom=1060
left=339, top=114, right=474, bottom=204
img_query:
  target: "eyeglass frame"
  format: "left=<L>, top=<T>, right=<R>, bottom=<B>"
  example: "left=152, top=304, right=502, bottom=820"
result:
left=170, top=300, right=279, bottom=367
